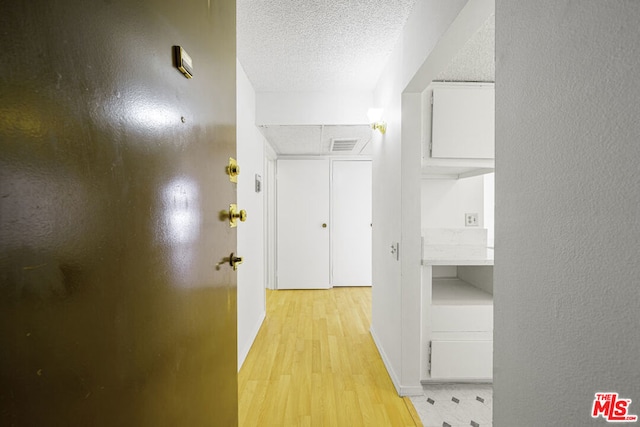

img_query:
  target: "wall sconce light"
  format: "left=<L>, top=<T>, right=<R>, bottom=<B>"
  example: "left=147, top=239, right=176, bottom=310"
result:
left=367, top=108, right=387, bottom=134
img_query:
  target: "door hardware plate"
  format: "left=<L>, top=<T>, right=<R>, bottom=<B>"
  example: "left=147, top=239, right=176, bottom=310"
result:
left=229, top=253, right=243, bottom=271
left=228, top=204, right=247, bottom=228
left=227, top=157, right=240, bottom=183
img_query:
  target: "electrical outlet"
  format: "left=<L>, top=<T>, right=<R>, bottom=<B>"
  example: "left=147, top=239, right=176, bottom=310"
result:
left=465, top=213, right=479, bottom=227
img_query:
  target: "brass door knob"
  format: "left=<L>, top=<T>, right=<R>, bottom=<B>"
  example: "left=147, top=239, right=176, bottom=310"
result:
left=230, top=253, right=243, bottom=271
left=322, top=223, right=327, bottom=228
left=229, top=204, right=247, bottom=227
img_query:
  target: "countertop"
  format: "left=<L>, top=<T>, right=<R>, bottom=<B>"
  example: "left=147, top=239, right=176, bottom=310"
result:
left=422, top=245, right=494, bottom=266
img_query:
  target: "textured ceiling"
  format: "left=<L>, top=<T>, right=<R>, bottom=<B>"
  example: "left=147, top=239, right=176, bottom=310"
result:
left=436, top=14, right=495, bottom=82
left=238, top=3, right=494, bottom=156
left=237, top=0, right=418, bottom=92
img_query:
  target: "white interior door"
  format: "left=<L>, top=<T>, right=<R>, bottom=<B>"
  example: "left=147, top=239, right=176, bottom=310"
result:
left=276, top=159, right=330, bottom=289
left=331, top=160, right=372, bottom=287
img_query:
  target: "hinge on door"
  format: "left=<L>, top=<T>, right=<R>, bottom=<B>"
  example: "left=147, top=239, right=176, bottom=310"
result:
left=429, top=91, right=434, bottom=156
left=427, top=341, right=432, bottom=374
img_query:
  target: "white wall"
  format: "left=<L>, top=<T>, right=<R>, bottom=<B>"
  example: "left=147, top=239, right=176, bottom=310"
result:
left=370, top=41, right=403, bottom=392
left=421, top=176, right=484, bottom=228
left=256, top=91, right=372, bottom=125
left=370, top=0, right=467, bottom=395
left=236, top=60, right=266, bottom=370
left=495, top=2, right=640, bottom=425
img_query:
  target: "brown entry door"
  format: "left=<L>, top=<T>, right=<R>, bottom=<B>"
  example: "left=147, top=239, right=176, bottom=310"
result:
left=0, top=1, right=238, bottom=425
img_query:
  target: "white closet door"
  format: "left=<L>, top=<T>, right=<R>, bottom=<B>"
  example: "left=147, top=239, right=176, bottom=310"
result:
left=331, top=160, right=372, bottom=287
left=276, top=159, right=330, bottom=289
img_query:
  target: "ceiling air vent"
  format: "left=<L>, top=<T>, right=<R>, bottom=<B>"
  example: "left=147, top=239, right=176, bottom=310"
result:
left=330, top=138, right=358, bottom=152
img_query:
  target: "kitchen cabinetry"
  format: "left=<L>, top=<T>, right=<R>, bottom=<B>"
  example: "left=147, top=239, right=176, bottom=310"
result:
left=420, top=229, right=494, bottom=382
left=428, top=275, right=493, bottom=380
left=422, top=82, right=495, bottom=179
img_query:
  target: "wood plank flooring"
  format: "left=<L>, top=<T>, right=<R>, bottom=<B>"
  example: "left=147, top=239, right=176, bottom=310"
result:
left=238, top=287, right=422, bottom=427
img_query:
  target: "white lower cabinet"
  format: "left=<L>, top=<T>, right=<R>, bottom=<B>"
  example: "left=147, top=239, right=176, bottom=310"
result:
left=430, top=340, right=493, bottom=380
left=422, top=266, right=494, bottom=382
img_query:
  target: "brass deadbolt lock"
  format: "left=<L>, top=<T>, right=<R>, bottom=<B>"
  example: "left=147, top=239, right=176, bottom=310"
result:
left=227, top=157, right=240, bottom=183
left=229, top=204, right=247, bottom=228
left=230, top=253, right=243, bottom=271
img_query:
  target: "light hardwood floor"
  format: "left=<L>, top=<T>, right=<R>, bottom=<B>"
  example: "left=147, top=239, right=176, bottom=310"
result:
left=238, top=287, right=422, bottom=427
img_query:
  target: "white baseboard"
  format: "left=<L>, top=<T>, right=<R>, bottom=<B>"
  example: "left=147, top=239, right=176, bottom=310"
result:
left=370, top=326, right=426, bottom=397
left=238, top=310, right=266, bottom=372
left=421, top=379, right=492, bottom=385
left=370, top=326, right=402, bottom=394
left=401, top=384, right=426, bottom=396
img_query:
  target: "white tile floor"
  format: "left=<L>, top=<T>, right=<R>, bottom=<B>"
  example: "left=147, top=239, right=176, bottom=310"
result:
left=409, top=384, right=493, bottom=427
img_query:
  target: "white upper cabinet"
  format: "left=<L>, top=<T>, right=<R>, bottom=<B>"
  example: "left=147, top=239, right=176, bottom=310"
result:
left=423, top=82, right=495, bottom=179
left=431, top=82, right=494, bottom=159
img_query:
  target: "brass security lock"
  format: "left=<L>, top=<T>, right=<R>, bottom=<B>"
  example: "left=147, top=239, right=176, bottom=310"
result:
left=229, top=253, right=243, bottom=271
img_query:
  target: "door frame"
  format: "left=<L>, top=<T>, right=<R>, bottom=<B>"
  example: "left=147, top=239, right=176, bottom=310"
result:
left=264, top=142, right=277, bottom=290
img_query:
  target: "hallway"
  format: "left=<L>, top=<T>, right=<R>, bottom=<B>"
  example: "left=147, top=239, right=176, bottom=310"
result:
left=238, top=287, right=421, bottom=426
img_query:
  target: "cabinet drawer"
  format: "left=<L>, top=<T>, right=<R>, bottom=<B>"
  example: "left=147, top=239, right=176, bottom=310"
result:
left=432, top=305, right=492, bottom=332
left=430, top=340, right=492, bottom=380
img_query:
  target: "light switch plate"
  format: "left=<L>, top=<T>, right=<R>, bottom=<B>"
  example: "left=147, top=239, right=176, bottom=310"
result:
left=390, top=242, right=400, bottom=261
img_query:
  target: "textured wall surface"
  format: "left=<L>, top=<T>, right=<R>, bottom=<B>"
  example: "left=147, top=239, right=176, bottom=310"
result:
left=0, top=1, right=238, bottom=425
left=495, top=1, right=640, bottom=425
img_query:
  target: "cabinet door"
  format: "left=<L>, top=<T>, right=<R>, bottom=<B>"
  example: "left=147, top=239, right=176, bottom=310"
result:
left=331, top=160, right=372, bottom=286
left=430, top=340, right=493, bottom=380
left=431, top=83, right=495, bottom=159
left=276, top=159, right=330, bottom=289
